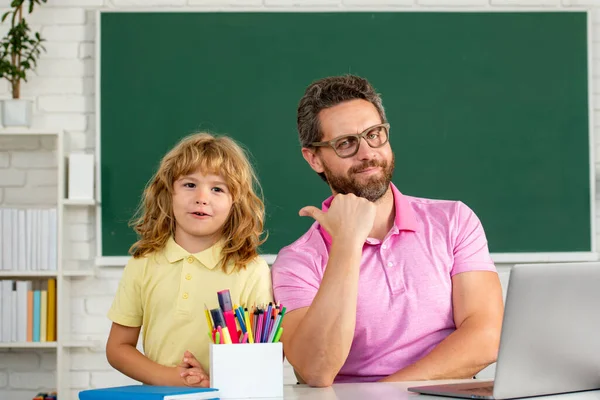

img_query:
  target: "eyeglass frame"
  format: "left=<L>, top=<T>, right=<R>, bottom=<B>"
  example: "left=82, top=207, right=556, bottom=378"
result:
left=310, top=122, right=391, bottom=159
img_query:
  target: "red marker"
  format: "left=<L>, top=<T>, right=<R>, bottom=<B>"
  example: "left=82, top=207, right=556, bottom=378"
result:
left=217, top=289, right=239, bottom=343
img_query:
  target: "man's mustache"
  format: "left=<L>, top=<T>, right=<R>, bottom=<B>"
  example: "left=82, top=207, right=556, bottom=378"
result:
left=349, top=159, right=387, bottom=175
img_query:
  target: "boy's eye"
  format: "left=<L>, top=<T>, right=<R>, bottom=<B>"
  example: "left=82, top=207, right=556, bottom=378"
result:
left=212, top=187, right=224, bottom=193
left=183, top=182, right=195, bottom=188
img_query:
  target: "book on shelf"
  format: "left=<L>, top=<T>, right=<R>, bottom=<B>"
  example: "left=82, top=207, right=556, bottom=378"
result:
left=0, top=278, right=57, bottom=343
left=0, top=207, right=57, bottom=272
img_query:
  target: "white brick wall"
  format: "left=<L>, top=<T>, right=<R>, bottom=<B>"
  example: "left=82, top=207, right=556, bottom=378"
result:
left=0, top=0, right=598, bottom=399
left=0, top=350, right=56, bottom=400
left=1, top=139, right=57, bottom=206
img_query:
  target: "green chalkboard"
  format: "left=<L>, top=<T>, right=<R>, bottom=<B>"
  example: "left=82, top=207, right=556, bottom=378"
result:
left=99, top=11, right=591, bottom=257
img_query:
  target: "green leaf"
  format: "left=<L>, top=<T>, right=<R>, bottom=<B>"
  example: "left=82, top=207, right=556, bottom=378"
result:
left=0, top=0, right=46, bottom=89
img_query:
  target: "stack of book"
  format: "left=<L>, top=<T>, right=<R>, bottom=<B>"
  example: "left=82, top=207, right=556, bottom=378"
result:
left=0, top=278, right=57, bottom=342
left=0, top=207, right=57, bottom=271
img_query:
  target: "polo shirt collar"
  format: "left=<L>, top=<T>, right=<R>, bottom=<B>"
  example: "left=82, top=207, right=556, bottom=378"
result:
left=164, top=236, right=224, bottom=270
left=318, top=183, right=418, bottom=244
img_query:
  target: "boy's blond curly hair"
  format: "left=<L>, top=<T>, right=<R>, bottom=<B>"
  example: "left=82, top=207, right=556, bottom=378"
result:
left=129, top=132, right=265, bottom=271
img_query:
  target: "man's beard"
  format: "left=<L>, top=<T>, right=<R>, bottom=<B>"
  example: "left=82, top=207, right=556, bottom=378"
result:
left=322, top=155, right=395, bottom=203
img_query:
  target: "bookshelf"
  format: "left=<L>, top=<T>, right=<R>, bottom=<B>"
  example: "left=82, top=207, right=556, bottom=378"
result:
left=0, top=271, right=59, bottom=278
left=0, top=341, right=58, bottom=349
left=0, top=129, right=97, bottom=398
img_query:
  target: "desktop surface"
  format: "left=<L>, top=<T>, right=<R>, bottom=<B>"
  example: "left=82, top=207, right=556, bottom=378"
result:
left=226, top=381, right=600, bottom=400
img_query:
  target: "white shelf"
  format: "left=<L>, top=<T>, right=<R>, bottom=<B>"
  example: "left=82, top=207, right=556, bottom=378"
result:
left=0, top=270, right=57, bottom=278
left=2, top=129, right=99, bottom=396
left=62, top=198, right=96, bottom=206
left=0, top=341, right=99, bottom=349
left=0, top=341, right=57, bottom=349
left=0, top=128, right=59, bottom=136
left=0, top=270, right=94, bottom=278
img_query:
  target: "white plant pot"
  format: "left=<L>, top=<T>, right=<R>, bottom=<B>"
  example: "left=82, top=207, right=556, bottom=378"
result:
left=2, top=99, right=32, bottom=127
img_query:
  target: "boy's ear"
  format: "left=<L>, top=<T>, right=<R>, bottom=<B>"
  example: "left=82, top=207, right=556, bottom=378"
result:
left=301, top=147, right=325, bottom=174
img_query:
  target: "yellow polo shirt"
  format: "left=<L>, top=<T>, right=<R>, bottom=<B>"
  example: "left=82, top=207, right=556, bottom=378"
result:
left=107, top=237, right=273, bottom=372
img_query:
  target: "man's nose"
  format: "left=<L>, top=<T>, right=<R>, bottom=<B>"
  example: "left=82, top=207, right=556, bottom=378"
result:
left=355, top=137, right=376, bottom=160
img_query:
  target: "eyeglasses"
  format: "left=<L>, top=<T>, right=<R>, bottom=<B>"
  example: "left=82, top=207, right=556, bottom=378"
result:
left=310, top=123, right=390, bottom=159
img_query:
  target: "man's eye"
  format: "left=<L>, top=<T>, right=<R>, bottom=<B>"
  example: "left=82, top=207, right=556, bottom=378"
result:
left=336, top=139, right=353, bottom=150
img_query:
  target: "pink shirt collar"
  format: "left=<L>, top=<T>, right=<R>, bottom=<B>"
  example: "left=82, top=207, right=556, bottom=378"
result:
left=318, top=183, right=418, bottom=244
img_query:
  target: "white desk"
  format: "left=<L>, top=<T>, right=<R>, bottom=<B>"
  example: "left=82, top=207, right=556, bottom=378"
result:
left=278, top=379, right=470, bottom=400
left=243, top=380, right=600, bottom=400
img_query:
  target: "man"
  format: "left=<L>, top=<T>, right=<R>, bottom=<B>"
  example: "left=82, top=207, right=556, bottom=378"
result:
left=271, top=74, right=504, bottom=387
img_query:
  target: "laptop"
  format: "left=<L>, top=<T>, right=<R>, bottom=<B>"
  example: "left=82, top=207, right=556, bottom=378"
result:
left=408, top=262, right=600, bottom=399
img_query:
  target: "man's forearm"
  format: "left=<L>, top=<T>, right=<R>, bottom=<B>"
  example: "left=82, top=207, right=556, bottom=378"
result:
left=107, top=344, right=178, bottom=386
left=286, top=241, right=362, bottom=386
left=380, top=318, right=500, bottom=382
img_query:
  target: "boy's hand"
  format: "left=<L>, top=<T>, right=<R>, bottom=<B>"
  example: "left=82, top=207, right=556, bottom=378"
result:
left=178, top=350, right=211, bottom=387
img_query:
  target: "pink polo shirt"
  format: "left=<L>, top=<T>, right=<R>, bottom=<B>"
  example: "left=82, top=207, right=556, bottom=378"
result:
left=271, top=183, right=497, bottom=383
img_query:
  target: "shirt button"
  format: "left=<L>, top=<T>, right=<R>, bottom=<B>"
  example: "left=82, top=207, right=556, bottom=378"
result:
left=182, top=292, right=189, bottom=299
left=187, top=256, right=194, bottom=263
left=185, top=274, right=192, bottom=280
left=387, top=261, right=394, bottom=267
left=382, top=244, right=388, bottom=250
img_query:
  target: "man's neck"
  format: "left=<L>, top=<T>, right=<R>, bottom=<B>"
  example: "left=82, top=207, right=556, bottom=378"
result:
left=369, top=187, right=395, bottom=241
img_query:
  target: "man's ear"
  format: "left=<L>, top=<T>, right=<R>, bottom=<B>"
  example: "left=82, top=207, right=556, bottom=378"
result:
left=301, top=147, right=325, bottom=174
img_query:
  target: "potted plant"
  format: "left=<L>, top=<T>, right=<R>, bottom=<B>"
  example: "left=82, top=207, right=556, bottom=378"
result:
left=0, top=0, right=46, bottom=127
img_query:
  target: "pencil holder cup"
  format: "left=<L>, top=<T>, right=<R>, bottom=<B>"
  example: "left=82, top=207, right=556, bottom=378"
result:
left=209, top=342, right=284, bottom=399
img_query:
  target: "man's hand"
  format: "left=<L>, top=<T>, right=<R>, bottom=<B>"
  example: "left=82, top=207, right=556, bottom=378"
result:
left=280, top=195, right=372, bottom=387
left=300, top=193, right=376, bottom=245
left=177, top=350, right=211, bottom=387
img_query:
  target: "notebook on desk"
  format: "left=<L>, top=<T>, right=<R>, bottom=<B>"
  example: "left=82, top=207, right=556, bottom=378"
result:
left=408, top=262, right=600, bottom=400
left=78, top=385, right=220, bottom=400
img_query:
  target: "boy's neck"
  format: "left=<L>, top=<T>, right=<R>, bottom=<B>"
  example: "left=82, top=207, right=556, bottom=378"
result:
left=174, top=230, right=220, bottom=254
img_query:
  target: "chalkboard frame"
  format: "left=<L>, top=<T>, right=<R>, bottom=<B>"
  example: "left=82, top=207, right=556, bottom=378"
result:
left=94, top=9, right=597, bottom=266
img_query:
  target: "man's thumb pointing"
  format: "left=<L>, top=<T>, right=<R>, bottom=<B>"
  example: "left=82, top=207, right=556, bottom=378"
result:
left=299, top=206, right=323, bottom=222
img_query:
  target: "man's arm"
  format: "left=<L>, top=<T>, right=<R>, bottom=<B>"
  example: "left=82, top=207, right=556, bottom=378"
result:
left=380, top=271, right=504, bottom=381
left=280, top=193, right=377, bottom=387
left=281, top=240, right=362, bottom=387
left=106, top=322, right=203, bottom=386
